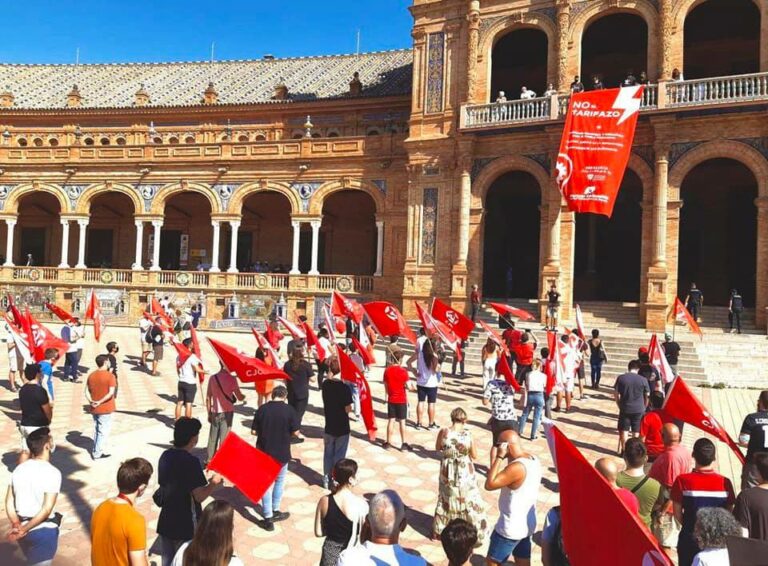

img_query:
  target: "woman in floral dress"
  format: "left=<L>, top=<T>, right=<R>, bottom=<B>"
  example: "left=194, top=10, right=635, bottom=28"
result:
left=432, top=407, right=488, bottom=543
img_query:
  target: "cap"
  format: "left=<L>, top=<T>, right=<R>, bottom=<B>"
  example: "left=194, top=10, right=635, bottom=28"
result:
left=638, top=346, right=648, bottom=354
left=173, top=417, right=202, bottom=447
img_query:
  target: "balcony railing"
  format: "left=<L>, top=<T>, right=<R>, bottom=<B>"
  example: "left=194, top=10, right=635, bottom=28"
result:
left=461, top=72, right=768, bottom=130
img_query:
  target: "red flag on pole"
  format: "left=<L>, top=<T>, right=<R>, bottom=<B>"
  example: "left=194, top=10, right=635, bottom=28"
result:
left=207, top=432, right=282, bottom=503
left=574, top=304, right=586, bottom=341
left=673, top=297, right=703, bottom=340
left=4, top=315, right=33, bottom=364
left=208, top=338, right=290, bottom=383
left=172, top=338, right=194, bottom=368
left=662, top=376, right=745, bottom=464
left=547, top=331, right=567, bottom=387
left=648, top=334, right=675, bottom=385
left=430, top=298, right=475, bottom=342
left=414, top=302, right=462, bottom=361
left=362, top=301, right=418, bottom=347
left=150, top=296, right=173, bottom=329
left=302, top=321, right=326, bottom=363
left=556, top=86, right=644, bottom=217
left=6, top=294, right=23, bottom=327
left=45, top=302, right=74, bottom=323
left=496, top=354, right=521, bottom=392
left=331, top=291, right=365, bottom=324
left=488, top=302, right=536, bottom=322
left=277, top=316, right=306, bottom=340
left=320, top=304, right=339, bottom=345
left=264, top=319, right=282, bottom=350
left=351, top=335, right=375, bottom=367
left=252, top=327, right=279, bottom=367
left=336, top=345, right=376, bottom=441
left=547, top=425, right=673, bottom=565
left=477, top=319, right=509, bottom=356
left=84, top=290, right=106, bottom=342
left=26, top=311, right=68, bottom=362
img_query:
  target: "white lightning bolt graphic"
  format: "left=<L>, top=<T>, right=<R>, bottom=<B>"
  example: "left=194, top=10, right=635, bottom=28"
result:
left=613, top=85, right=643, bottom=125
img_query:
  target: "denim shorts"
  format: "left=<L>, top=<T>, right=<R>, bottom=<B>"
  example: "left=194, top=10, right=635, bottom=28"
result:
left=487, top=530, right=531, bottom=563
left=416, top=385, right=437, bottom=403
left=18, top=525, right=59, bottom=564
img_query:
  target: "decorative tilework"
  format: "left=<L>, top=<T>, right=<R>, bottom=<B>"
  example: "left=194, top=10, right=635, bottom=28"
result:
left=734, top=137, right=768, bottom=161
left=371, top=180, right=387, bottom=196
left=0, top=184, right=14, bottom=208
left=137, top=184, right=161, bottom=212
left=479, top=16, right=503, bottom=36
left=290, top=181, right=322, bottom=213
left=213, top=183, right=240, bottom=209
left=632, top=145, right=656, bottom=172
left=669, top=141, right=703, bottom=168
left=524, top=153, right=551, bottom=173
left=531, top=6, right=557, bottom=22
left=570, top=1, right=592, bottom=21
left=425, top=33, right=445, bottom=114
left=471, top=158, right=497, bottom=183
left=421, top=188, right=438, bottom=264
left=64, top=184, right=86, bottom=210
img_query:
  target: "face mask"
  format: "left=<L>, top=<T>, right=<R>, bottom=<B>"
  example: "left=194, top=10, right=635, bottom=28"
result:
left=49, top=440, right=56, bottom=454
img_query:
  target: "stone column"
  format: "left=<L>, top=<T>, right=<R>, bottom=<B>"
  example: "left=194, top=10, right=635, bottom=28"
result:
left=150, top=220, right=162, bottom=271
left=556, top=0, right=571, bottom=90
left=546, top=189, right=562, bottom=267
left=465, top=1, right=480, bottom=103
left=644, top=144, right=671, bottom=331
left=652, top=146, right=669, bottom=267
left=132, top=220, right=144, bottom=270
left=659, top=0, right=674, bottom=79
left=309, top=220, right=321, bottom=275
left=290, top=220, right=301, bottom=275
left=58, top=219, right=70, bottom=268
left=227, top=221, right=240, bottom=273
left=456, top=165, right=471, bottom=267
left=755, top=197, right=768, bottom=327
left=4, top=219, right=15, bottom=266
left=374, top=220, right=384, bottom=276
left=210, top=220, right=221, bottom=272
left=75, top=219, right=89, bottom=269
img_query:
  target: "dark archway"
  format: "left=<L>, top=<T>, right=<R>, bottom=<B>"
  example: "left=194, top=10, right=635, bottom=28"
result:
left=87, top=192, right=137, bottom=268
left=684, top=0, right=759, bottom=79
left=482, top=171, right=541, bottom=298
left=321, top=190, right=376, bottom=275
left=582, top=13, right=648, bottom=88
left=162, top=192, right=212, bottom=270
left=17, top=192, right=62, bottom=266
left=239, top=191, right=292, bottom=272
left=574, top=170, right=643, bottom=301
left=678, top=158, right=757, bottom=306
left=490, top=28, right=549, bottom=101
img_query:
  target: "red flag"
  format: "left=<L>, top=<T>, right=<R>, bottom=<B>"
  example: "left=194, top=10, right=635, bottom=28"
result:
left=302, top=322, right=326, bottom=363
left=336, top=345, right=376, bottom=441
left=663, top=376, right=745, bottom=464
left=556, top=86, right=644, bottom=217
left=547, top=331, right=567, bottom=387
left=648, top=334, right=675, bottom=385
left=351, top=336, right=375, bottom=367
left=4, top=315, right=33, bottom=364
left=548, top=425, right=673, bottom=565
left=84, top=290, right=106, bottom=342
left=319, top=304, right=339, bottom=345
left=496, top=354, right=521, bottom=392
left=488, top=302, right=536, bottom=322
left=151, top=296, right=173, bottom=329
left=331, top=291, right=365, bottom=324
left=172, top=338, right=194, bottom=368
left=574, top=304, right=586, bottom=341
left=252, top=327, right=279, bottom=367
left=264, top=319, right=282, bottom=350
left=673, top=298, right=703, bottom=340
left=6, top=294, right=23, bottom=327
left=208, top=337, right=290, bottom=383
left=26, top=311, right=68, bottom=362
left=45, top=302, right=74, bottom=323
left=431, top=298, right=475, bottom=341
left=277, top=315, right=306, bottom=340
left=477, top=319, right=509, bottom=356
left=415, top=302, right=462, bottom=361
left=207, top=432, right=282, bottom=503
left=362, top=301, right=418, bottom=347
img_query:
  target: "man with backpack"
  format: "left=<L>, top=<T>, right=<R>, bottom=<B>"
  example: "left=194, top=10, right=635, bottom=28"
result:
left=541, top=505, right=569, bottom=565
left=729, top=289, right=744, bottom=334
left=148, top=317, right=165, bottom=376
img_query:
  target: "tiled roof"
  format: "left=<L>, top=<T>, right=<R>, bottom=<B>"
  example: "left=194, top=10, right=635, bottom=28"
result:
left=0, top=49, right=413, bottom=110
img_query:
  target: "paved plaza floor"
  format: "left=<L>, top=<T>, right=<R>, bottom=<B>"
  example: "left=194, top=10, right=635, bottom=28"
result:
left=0, top=324, right=754, bottom=565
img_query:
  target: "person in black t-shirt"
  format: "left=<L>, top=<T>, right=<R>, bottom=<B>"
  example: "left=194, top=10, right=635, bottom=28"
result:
left=684, top=283, right=704, bottom=322
left=614, top=360, right=650, bottom=456
left=284, top=346, right=314, bottom=440
left=18, top=364, right=52, bottom=464
left=545, top=283, right=561, bottom=331
left=734, top=452, right=768, bottom=541
left=156, top=417, right=222, bottom=565
left=105, top=341, right=119, bottom=399
left=739, top=391, right=768, bottom=490
left=729, top=289, right=744, bottom=334
left=321, top=358, right=353, bottom=490
left=252, top=385, right=299, bottom=531
left=662, top=333, right=681, bottom=377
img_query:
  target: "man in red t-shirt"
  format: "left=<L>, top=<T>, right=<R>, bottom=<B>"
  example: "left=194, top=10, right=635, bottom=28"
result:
left=502, top=321, right=523, bottom=355
left=595, top=457, right=640, bottom=515
left=469, top=284, right=481, bottom=322
left=383, top=350, right=416, bottom=450
left=640, top=391, right=674, bottom=461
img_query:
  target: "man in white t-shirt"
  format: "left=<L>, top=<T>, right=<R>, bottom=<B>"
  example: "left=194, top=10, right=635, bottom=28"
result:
left=138, top=316, right=153, bottom=367
left=5, top=427, right=61, bottom=565
left=520, top=87, right=537, bottom=99
left=407, top=329, right=440, bottom=431
left=176, top=338, right=204, bottom=421
left=337, top=489, right=426, bottom=566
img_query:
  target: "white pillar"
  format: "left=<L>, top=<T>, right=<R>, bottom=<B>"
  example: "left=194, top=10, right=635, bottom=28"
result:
left=132, top=220, right=144, bottom=270
left=4, top=219, right=16, bottom=266
left=227, top=221, right=240, bottom=273
left=290, top=220, right=301, bottom=275
left=58, top=219, right=70, bottom=268
left=375, top=220, right=384, bottom=276
left=75, top=219, right=88, bottom=269
left=309, top=220, right=321, bottom=275
left=150, top=220, right=162, bottom=271
left=210, top=220, right=221, bottom=272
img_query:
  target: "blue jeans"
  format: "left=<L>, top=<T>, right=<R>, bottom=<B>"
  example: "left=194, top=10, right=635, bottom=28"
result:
left=346, top=382, right=361, bottom=419
left=323, top=433, right=350, bottom=483
left=261, top=463, right=288, bottom=519
left=18, top=525, right=59, bottom=565
left=92, top=413, right=112, bottom=458
left=518, top=391, right=544, bottom=439
left=590, top=361, right=603, bottom=387
left=159, top=536, right=183, bottom=566
left=63, top=352, right=78, bottom=380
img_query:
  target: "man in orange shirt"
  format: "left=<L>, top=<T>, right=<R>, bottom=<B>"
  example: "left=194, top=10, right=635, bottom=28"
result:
left=91, top=457, right=153, bottom=566
left=85, top=354, right=117, bottom=460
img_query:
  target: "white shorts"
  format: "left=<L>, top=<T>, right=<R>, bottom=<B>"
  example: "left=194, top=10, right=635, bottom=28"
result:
left=558, top=378, right=574, bottom=394
left=19, top=425, right=42, bottom=452
left=8, top=350, right=18, bottom=372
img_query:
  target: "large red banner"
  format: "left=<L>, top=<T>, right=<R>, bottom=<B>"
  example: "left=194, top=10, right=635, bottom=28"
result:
left=556, top=86, right=644, bottom=217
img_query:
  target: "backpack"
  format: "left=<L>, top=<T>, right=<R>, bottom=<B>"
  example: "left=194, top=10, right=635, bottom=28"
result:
left=550, top=507, right=570, bottom=566
left=732, top=295, right=744, bottom=312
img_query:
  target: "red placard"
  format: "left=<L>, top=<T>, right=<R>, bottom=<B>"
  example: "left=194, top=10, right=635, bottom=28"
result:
left=556, top=86, right=644, bottom=217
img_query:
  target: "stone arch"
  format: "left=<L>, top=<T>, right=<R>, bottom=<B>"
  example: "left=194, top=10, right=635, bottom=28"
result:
left=227, top=181, right=301, bottom=216
left=308, top=179, right=385, bottom=216
left=5, top=183, right=69, bottom=214
left=668, top=140, right=768, bottom=200
left=627, top=153, right=655, bottom=200
left=673, top=0, right=760, bottom=31
left=472, top=155, right=552, bottom=207
left=75, top=183, right=142, bottom=215
left=150, top=182, right=220, bottom=215
left=570, top=0, right=659, bottom=81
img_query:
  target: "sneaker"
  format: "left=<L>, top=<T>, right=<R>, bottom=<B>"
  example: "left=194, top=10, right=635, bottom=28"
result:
left=272, top=511, right=290, bottom=522
left=259, top=518, right=275, bottom=531
left=428, top=423, right=440, bottom=431
left=401, top=443, right=411, bottom=451
left=553, top=407, right=561, bottom=413
left=383, top=442, right=392, bottom=450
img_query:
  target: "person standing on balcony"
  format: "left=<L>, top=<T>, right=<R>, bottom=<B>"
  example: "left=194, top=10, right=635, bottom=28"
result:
left=543, top=83, right=557, bottom=97
left=638, top=71, right=649, bottom=85
left=684, top=283, right=704, bottom=323
left=570, top=76, right=584, bottom=93
left=469, top=284, right=481, bottom=322
left=591, top=75, right=604, bottom=90
left=495, top=91, right=507, bottom=103
left=623, top=71, right=638, bottom=87
left=520, top=87, right=536, bottom=99
left=729, top=289, right=744, bottom=334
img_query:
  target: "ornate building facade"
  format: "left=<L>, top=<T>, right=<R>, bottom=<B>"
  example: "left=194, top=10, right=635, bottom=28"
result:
left=1, top=0, right=767, bottom=330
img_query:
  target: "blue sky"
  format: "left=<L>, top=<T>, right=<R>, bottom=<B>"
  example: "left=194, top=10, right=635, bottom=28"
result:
left=0, top=1, right=414, bottom=64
